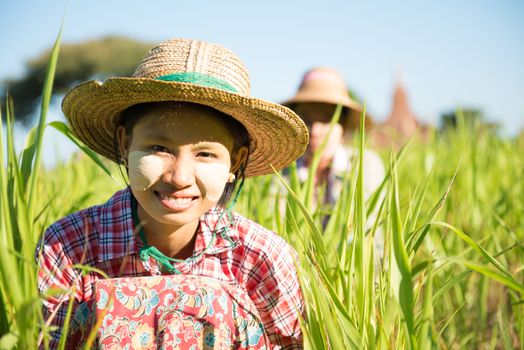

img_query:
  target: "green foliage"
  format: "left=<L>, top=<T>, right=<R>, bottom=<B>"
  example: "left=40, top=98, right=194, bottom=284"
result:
left=3, top=36, right=152, bottom=124
left=236, top=110, right=524, bottom=349
left=0, top=26, right=62, bottom=350
left=440, top=107, right=501, bottom=134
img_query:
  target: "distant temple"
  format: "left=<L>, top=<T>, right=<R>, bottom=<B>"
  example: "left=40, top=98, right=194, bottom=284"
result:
left=371, top=77, right=431, bottom=149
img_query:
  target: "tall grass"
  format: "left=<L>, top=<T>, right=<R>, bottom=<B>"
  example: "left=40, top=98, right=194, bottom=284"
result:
left=237, top=114, right=524, bottom=349
left=0, top=29, right=62, bottom=349
left=1, top=31, right=523, bottom=349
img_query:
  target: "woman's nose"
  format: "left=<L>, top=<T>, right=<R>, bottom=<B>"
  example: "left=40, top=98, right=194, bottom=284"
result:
left=163, top=155, right=195, bottom=189
left=310, top=121, right=331, bottom=137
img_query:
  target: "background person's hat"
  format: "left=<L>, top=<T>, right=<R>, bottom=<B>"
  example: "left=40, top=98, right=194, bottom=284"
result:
left=62, top=38, right=309, bottom=177
left=283, top=67, right=374, bottom=129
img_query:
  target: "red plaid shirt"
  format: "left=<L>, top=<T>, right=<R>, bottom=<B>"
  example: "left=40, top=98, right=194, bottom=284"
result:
left=37, top=187, right=303, bottom=349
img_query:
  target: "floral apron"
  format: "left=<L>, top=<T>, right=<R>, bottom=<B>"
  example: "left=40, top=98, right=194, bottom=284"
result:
left=68, top=275, right=268, bottom=349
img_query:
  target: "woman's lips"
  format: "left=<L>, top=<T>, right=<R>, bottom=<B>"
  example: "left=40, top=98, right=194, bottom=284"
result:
left=154, top=191, right=198, bottom=212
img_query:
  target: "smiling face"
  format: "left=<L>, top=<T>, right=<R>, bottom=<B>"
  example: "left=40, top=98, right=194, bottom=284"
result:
left=118, top=102, right=247, bottom=231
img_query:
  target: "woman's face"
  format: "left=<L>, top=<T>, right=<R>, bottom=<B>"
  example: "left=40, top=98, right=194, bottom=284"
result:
left=119, top=103, right=246, bottom=229
left=293, top=102, right=343, bottom=164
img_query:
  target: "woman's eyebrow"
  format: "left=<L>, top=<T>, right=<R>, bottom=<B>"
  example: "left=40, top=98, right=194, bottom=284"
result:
left=139, top=133, right=174, bottom=144
left=192, top=141, right=228, bottom=149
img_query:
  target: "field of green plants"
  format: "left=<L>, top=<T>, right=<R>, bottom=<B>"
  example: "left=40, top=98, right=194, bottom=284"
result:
left=1, top=34, right=523, bottom=349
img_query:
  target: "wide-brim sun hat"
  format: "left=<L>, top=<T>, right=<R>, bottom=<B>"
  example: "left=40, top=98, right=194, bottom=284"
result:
left=62, top=38, right=309, bottom=177
left=283, top=67, right=374, bottom=129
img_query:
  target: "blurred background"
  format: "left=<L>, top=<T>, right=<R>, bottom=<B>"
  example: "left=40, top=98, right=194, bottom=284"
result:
left=1, top=0, right=523, bottom=167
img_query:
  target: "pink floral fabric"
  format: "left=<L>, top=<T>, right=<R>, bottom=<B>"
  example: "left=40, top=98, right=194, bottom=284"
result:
left=68, top=275, right=268, bottom=349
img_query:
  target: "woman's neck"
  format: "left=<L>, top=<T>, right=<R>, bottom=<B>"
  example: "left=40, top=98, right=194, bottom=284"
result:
left=137, top=205, right=199, bottom=259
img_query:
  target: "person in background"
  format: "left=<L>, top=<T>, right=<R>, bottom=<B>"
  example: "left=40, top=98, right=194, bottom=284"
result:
left=37, top=38, right=307, bottom=349
left=284, top=67, right=385, bottom=250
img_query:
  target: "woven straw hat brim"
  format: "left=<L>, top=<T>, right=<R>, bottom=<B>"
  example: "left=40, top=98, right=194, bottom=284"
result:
left=62, top=77, right=308, bottom=177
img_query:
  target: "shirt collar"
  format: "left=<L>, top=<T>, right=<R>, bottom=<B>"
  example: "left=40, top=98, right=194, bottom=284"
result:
left=194, top=206, right=240, bottom=256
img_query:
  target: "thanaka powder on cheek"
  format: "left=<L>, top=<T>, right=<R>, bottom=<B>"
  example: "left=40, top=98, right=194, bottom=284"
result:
left=195, top=163, right=230, bottom=202
left=128, top=151, right=164, bottom=191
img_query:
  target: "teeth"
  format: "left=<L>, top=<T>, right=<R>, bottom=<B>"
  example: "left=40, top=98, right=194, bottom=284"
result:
left=158, top=193, right=192, bottom=205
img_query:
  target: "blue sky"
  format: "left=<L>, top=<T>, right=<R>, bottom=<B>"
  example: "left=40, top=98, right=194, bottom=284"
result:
left=1, top=1, right=523, bottom=156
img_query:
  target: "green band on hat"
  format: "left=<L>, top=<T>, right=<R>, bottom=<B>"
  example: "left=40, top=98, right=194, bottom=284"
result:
left=156, top=72, right=238, bottom=93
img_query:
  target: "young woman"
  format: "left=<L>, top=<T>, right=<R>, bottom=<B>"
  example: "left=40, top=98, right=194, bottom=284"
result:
left=283, top=67, right=385, bottom=207
left=37, top=38, right=308, bottom=349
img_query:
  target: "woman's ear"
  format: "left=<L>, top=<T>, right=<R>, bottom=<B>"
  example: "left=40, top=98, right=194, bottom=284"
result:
left=230, top=146, right=249, bottom=174
left=116, top=126, right=130, bottom=162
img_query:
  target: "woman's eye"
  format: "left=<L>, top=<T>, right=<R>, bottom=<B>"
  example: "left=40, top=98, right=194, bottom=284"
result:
left=196, top=151, right=216, bottom=158
left=151, top=145, right=169, bottom=153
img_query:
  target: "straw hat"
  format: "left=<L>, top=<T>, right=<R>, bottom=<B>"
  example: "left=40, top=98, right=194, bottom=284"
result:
left=283, top=67, right=373, bottom=129
left=62, top=38, right=308, bottom=177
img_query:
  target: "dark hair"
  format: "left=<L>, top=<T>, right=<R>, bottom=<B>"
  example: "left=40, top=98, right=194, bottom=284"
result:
left=114, top=101, right=250, bottom=208
left=288, top=102, right=350, bottom=127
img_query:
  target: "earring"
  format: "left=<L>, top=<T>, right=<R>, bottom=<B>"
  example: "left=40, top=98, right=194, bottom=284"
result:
left=228, top=173, right=236, bottom=183
left=119, top=157, right=128, bottom=167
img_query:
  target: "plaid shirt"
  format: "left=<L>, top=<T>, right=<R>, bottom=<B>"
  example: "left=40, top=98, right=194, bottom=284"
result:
left=37, top=187, right=303, bottom=349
